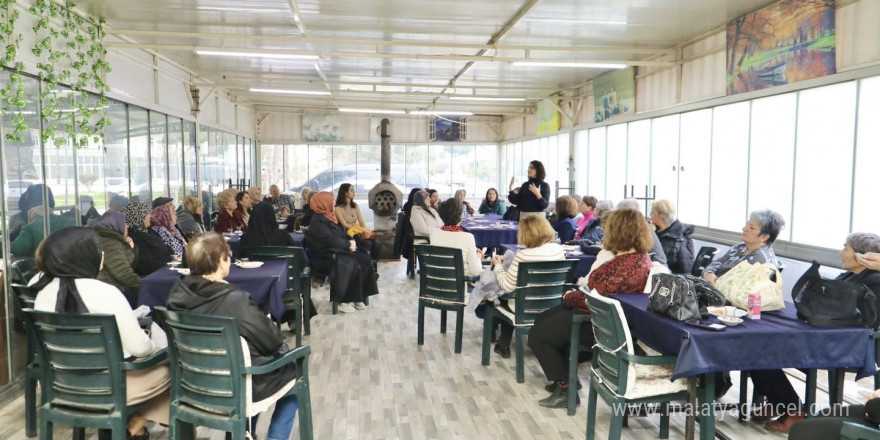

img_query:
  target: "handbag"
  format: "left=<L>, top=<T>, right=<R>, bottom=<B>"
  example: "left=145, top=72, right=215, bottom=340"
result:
left=648, top=273, right=701, bottom=321
left=714, top=261, right=784, bottom=311
left=793, top=261, right=878, bottom=328
left=681, top=274, right=726, bottom=307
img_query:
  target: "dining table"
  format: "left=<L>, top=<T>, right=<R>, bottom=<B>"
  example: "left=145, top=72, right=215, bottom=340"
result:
left=460, top=214, right=518, bottom=249
left=138, top=259, right=290, bottom=320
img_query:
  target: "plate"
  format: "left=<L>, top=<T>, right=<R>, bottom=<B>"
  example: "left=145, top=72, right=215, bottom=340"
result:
left=562, top=244, right=580, bottom=251
left=235, top=261, right=264, bottom=269
left=172, top=268, right=190, bottom=276
left=717, top=316, right=743, bottom=326
left=707, top=307, right=747, bottom=318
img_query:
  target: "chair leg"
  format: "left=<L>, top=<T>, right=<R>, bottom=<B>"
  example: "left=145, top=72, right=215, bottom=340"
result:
left=170, top=418, right=196, bottom=440
left=303, top=284, right=312, bottom=336
left=454, top=309, right=464, bottom=354
left=25, top=373, right=37, bottom=437
left=567, top=320, right=582, bottom=416
left=515, top=328, right=525, bottom=383
left=659, top=402, right=670, bottom=439
left=481, top=309, right=493, bottom=366
left=738, top=370, right=750, bottom=422
left=440, top=310, right=447, bottom=334
left=828, top=369, right=845, bottom=408
left=417, top=304, right=425, bottom=346
left=293, top=302, right=303, bottom=348
left=609, top=407, right=625, bottom=440
left=42, top=420, right=54, bottom=440
left=72, top=426, right=84, bottom=440
left=586, top=387, right=598, bottom=440
left=331, top=301, right=338, bottom=315
left=364, top=296, right=369, bottom=306
left=297, top=384, right=314, bottom=440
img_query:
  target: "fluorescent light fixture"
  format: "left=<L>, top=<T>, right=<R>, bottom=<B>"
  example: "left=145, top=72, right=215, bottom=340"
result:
left=197, top=6, right=288, bottom=13
left=249, top=88, right=331, bottom=96
left=195, top=50, right=318, bottom=60
left=338, top=108, right=406, bottom=115
left=526, top=18, right=627, bottom=25
left=449, top=96, right=526, bottom=102
left=512, top=61, right=627, bottom=69
left=409, top=110, right=473, bottom=116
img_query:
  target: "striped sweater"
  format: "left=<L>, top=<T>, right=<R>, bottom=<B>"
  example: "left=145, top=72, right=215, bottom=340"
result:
left=493, top=242, right=566, bottom=293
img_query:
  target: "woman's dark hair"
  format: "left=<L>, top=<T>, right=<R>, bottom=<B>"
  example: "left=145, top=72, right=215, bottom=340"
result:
left=530, top=160, right=546, bottom=181
left=335, top=183, right=356, bottom=208
left=235, top=191, right=251, bottom=214
left=583, top=195, right=598, bottom=209
left=555, top=196, right=578, bottom=219
left=186, top=232, right=231, bottom=276
left=437, top=198, right=462, bottom=226
left=485, top=188, right=499, bottom=207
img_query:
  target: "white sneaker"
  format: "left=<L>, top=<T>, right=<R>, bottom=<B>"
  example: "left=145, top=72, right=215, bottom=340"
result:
left=354, top=302, right=367, bottom=310
left=337, top=303, right=356, bottom=313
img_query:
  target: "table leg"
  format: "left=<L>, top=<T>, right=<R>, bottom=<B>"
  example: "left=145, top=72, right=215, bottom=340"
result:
left=686, top=377, right=696, bottom=440
left=698, top=372, right=716, bottom=440
left=805, top=368, right=817, bottom=417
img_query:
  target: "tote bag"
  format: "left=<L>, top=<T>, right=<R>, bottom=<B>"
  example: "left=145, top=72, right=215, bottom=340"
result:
left=714, top=261, right=784, bottom=311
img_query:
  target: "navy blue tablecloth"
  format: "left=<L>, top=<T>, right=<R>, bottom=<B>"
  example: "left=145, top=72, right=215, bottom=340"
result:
left=462, top=219, right=518, bottom=249
left=227, top=232, right=306, bottom=260
left=500, top=244, right=596, bottom=281
left=138, top=259, right=289, bottom=320
left=613, top=293, right=876, bottom=381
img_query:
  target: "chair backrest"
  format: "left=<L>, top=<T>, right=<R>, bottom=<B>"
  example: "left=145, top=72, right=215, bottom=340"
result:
left=10, top=283, right=36, bottom=327
left=584, top=289, right=635, bottom=397
left=22, top=309, right=128, bottom=415
left=691, top=246, right=718, bottom=276
left=242, top=246, right=307, bottom=294
left=155, top=307, right=249, bottom=418
left=513, top=259, right=578, bottom=325
left=415, top=245, right=467, bottom=304
left=10, top=258, right=37, bottom=284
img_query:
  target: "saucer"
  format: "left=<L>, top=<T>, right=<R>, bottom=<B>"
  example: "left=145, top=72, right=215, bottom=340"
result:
left=717, top=316, right=743, bottom=326
left=235, top=261, right=264, bottom=269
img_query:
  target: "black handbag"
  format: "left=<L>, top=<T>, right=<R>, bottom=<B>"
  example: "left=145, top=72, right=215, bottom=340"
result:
left=793, top=261, right=878, bottom=328
left=648, top=273, right=702, bottom=321
left=682, top=274, right=726, bottom=307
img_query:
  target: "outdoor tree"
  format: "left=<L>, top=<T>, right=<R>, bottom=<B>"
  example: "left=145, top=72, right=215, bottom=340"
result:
left=80, top=173, right=97, bottom=191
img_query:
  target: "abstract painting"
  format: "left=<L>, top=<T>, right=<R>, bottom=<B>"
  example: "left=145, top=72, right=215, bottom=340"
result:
left=727, top=0, right=835, bottom=95
left=536, top=99, right=560, bottom=135
left=303, top=114, right=344, bottom=142
left=593, top=67, right=635, bottom=123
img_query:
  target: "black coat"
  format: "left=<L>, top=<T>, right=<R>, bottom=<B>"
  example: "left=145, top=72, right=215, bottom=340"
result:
left=129, top=229, right=173, bottom=276
left=306, top=215, right=377, bottom=302
left=166, top=276, right=295, bottom=401
left=656, top=220, right=695, bottom=274
left=507, top=178, right=550, bottom=213
left=837, top=269, right=880, bottom=328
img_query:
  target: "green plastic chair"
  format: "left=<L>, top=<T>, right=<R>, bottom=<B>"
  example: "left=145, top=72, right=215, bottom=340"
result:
left=567, top=313, right=593, bottom=416
left=414, top=245, right=478, bottom=354
left=11, top=284, right=40, bottom=437
left=22, top=309, right=167, bottom=440
left=842, top=421, right=880, bottom=440
left=155, top=306, right=313, bottom=440
left=242, top=245, right=312, bottom=346
left=481, top=259, right=578, bottom=383
left=584, top=289, right=689, bottom=440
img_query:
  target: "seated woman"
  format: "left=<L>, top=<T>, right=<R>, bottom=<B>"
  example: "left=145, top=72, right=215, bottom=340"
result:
left=215, top=190, right=248, bottom=233
left=574, top=196, right=597, bottom=236
left=789, top=389, right=880, bottom=439
left=551, top=196, right=579, bottom=243
left=93, top=210, right=141, bottom=307
left=150, top=202, right=188, bottom=258
left=753, top=231, right=880, bottom=433
left=489, top=215, right=565, bottom=359
left=32, top=227, right=169, bottom=440
left=577, top=199, right=614, bottom=243
left=426, top=189, right=440, bottom=209
left=176, top=196, right=206, bottom=238
left=236, top=191, right=254, bottom=224
left=299, top=190, right=315, bottom=228
left=528, top=208, right=653, bottom=408
left=10, top=206, right=76, bottom=257
left=702, top=209, right=785, bottom=285
left=651, top=199, right=695, bottom=274
left=308, top=192, right=378, bottom=313
left=478, top=188, right=507, bottom=216
left=240, top=202, right=297, bottom=248
left=334, top=183, right=381, bottom=262
left=124, top=202, right=173, bottom=276
left=455, top=189, right=476, bottom=217
left=428, top=198, right=483, bottom=278
left=410, top=190, right=443, bottom=244
left=166, top=232, right=299, bottom=440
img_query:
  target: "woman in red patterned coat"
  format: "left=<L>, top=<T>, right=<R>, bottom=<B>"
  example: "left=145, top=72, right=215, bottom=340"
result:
left=527, top=208, right=653, bottom=408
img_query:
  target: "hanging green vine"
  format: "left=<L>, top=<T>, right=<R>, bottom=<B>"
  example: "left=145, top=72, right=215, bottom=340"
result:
left=0, top=0, right=27, bottom=143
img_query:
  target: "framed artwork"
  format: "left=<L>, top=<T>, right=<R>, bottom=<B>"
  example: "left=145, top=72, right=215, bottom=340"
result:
left=593, top=67, right=635, bottom=123
left=303, top=114, right=344, bottom=142
left=536, top=99, right=560, bottom=135
left=430, top=116, right=465, bottom=142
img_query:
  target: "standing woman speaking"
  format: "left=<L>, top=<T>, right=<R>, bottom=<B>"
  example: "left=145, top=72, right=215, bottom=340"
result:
left=508, top=160, right=550, bottom=215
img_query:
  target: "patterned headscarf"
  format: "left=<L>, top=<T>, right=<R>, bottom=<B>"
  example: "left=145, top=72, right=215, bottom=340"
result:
left=123, top=202, right=151, bottom=234
left=310, top=192, right=337, bottom=224
left=150, top=204, right=187, bottom=249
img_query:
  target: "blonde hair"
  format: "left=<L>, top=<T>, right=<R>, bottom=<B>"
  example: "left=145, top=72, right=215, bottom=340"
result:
left=183, top=196, right=202, bottom=213
left=651, top=200, right=676, bottom=224
left=216, top=191, right=235, bottom=208
left=517, top=215, right=555, bottom=248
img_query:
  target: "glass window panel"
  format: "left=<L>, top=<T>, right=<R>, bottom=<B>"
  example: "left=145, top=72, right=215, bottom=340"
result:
left=285, top=145, right=309, bottom=193
left=219, top=131, right=234, bottom=188
left=650, top=115, right=680, bottom=207
left=678, top=109, right=712, bottom=226
left=451, top=145, right=476, bottom=200
left=44, top=86, right=78, bottom=220
left=103, top=101, right=129, bottom=202
left=261, top=144, right=284, bottom=193
left=75, top=93, right=106, bottom=219
left=149, top=111, right=168, bottom=201
left=332, top=145, right=357, bottom=196
left=557, top=133, right=570, bottom=196
left=748, top=93, right=796, bottom=241
left=429, top=145, right=452, bottom=197
left=792, top=82, right=856, bottom=247
left=574, top=130, right=588, bottom=197
left=627, top=120, right=651, bottom=204
left=406, top=144, right=430, bottom=196
left=588, top=128, right=606, bottom=199
left=606, top=124, right=627, bottom=203
left=708, top=102, right=750, bottom=232
left=182, top=121, right=197, bottom=197
left=307, top=145, right=332, bottom=192
left=853, top=77, right=880, bottom=235
left=167, top=118, right=184, bottom=202
left=475, top=145, right=499, bottom=200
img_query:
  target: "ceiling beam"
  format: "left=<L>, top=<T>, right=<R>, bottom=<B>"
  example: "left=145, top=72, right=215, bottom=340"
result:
left=104, top=43, right=676, bottom=67
left=203, top=77, right=562, bottom=92
left=103, top=29, right=676, bottom=56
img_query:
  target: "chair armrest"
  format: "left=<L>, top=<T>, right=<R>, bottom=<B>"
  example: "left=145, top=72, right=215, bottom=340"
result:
left=414, top=235, right=430, bottom=242
left=620, top=351, right=679, bottom=367
left=245, top=345, right=312, bottom=376
left=840, top=421, right=880, bottom=440
left=122, top=348, right=168, bottom=371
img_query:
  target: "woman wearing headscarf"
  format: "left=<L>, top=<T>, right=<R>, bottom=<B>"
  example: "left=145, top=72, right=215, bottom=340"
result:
left=93, top=210, right=141, bottom=307
left=149, top=203, right=187, bottom=257
left=124, top=202, right=173, bottom=276
left=31, top=228, right=169, bottom=440
left=307, top=192, right=378, bottom=313
left=240, top=202, right=297, bottom=248
left=409, top=189, right=442, bottom=243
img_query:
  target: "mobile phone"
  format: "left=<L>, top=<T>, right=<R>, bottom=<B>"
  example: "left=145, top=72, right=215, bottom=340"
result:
left=685, top=319, right=726, bottom=331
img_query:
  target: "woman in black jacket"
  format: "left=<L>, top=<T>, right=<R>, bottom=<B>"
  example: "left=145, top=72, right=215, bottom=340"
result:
left=306, top=192, right=378, bottom=313
left=507, top=160, right=550, bottom=214
left=166, top=232, right=299, bottom=440
left=650, top=200, right=695, bottom=274
left=240, top=202, right=296, bottom=248
left=123, top=202, right=173, bottom=276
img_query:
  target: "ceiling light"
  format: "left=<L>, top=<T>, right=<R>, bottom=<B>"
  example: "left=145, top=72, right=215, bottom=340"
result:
left=449, top=96, right=527, bottom=102
left=338, top=108, right=406, bottom=115
left=512, top=61, right=627, bottom=69
left=249, top=88, right=330, bottom=96
left=195, top=50, right=318, bottom=60
left=196, top=6, right=288, bottom=13
left=526, top=18, right=627, bottom=26
left=409, top=110, right=473, bottom=116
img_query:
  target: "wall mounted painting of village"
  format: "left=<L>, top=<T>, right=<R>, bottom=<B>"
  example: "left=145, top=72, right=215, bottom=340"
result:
left=431, top=116, right=465, bottom=142
left=727, top=0, right=836, bottom=95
